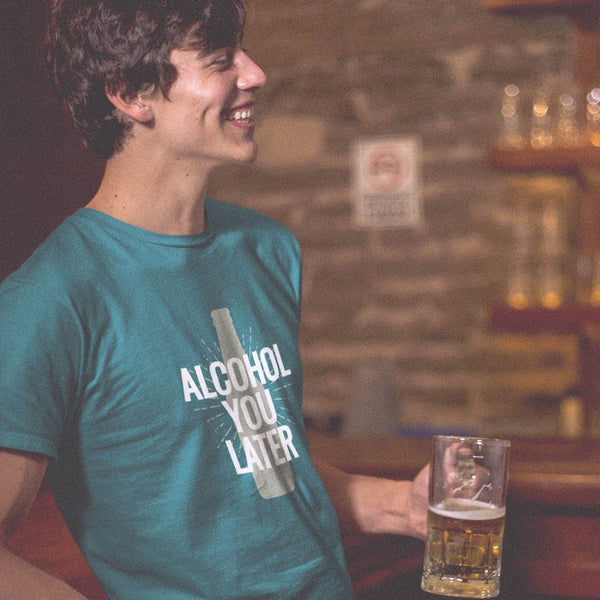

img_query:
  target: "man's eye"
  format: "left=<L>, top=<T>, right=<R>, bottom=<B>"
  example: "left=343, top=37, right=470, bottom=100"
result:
left=211, top=51, right=234, bottom=69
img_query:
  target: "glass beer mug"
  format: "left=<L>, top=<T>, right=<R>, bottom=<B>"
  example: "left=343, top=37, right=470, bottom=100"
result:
left=421, top=436, right=510, bottom=598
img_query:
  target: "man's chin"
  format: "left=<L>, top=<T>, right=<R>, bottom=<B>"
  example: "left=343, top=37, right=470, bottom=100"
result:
left=234, top=143, right=259, bottom=165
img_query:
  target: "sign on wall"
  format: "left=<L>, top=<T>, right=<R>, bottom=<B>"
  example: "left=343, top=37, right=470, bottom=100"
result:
left=352, top=136, right=423, bottom=228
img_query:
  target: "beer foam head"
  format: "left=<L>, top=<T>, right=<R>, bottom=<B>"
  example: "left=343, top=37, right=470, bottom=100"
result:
left=431, top=498, right=506, bottom=521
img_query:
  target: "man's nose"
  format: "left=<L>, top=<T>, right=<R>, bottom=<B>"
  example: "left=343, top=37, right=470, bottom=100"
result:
left=237, top=52, right=267, bottom=90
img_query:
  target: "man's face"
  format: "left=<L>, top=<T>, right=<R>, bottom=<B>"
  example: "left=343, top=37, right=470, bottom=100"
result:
left=143, top=44, right=266, bottom=168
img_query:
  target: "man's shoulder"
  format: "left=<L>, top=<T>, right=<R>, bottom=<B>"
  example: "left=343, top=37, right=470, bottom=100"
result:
left=1, top=212, right=94, bottom=296
left=209, top=198, right=297, bottom=242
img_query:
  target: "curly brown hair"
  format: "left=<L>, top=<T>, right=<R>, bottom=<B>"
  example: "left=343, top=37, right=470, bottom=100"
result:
left=46, top=0, right=246, bottom=158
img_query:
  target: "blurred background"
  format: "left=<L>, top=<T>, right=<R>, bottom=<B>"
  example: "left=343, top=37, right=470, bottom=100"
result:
left=3, top=0, right=600, bottom=441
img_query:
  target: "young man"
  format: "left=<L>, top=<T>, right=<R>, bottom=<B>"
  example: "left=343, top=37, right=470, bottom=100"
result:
left=0, top=1, right=429, bottom=598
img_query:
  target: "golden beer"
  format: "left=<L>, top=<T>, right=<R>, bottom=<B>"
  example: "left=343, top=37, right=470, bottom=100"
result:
left=421, top=498, right=506, bottom=598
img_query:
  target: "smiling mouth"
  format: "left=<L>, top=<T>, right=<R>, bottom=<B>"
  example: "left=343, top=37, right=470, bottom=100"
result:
left=222, top=106, right=254, bottom=123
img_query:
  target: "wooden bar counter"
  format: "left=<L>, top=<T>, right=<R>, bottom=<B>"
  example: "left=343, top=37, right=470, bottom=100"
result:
left=309, top=431, right=600, bottom=599
left=8, top=433, right=600, bottom=599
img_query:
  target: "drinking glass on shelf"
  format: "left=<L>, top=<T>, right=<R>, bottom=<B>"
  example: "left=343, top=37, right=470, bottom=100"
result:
left=506, top=205, right=534, bottom=309
left=538, top=202, right=566, bottom=309
left=498, top=84, right=526, bottom=149
left=555, top=89, right=582, bottom=148
left=538, top=254, right=564, bottom=309
left=577, top=252, right=600, bottom=306
left=586, top=88, right=600, bottom=147
left=530, top=84, right=554, bottom=149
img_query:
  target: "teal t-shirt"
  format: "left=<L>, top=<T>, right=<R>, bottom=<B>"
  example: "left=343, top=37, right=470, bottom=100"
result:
left=0, top=199, right=355, bottom=599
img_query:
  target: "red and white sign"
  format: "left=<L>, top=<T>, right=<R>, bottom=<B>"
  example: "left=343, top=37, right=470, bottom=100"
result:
left=353, top=137, right=422, bottom=227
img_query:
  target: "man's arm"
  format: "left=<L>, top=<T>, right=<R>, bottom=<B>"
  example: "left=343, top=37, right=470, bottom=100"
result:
left=314, top=459, right=430, bottom=540
left=0, top=448, right=89, bottom=600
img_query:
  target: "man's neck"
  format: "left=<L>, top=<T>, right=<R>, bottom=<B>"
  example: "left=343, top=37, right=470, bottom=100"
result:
left=87, top=146, right=212, bottom=236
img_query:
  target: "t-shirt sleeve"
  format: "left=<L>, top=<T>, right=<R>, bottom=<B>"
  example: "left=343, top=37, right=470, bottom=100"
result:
left=285, top=230, right=302, bottom=318
left=0, top=279, right=82, bottom=458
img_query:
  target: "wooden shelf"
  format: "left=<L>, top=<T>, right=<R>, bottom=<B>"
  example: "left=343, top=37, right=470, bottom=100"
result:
left=490, top=304, right=600, bottom=333
left=486, top=145, right=600, bottom=172
left=483, top=0, right=600, bottom=11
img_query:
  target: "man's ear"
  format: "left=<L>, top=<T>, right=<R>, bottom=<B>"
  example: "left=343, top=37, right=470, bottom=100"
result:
left=105, top=84, right=154, bottom=124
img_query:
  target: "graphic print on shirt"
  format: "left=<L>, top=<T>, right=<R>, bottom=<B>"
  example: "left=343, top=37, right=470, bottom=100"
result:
left=180, top=307, right=298, bottom=499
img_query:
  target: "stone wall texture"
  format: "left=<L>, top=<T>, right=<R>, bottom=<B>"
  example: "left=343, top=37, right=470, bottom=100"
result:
left=206, top=0, right=594, bottom=437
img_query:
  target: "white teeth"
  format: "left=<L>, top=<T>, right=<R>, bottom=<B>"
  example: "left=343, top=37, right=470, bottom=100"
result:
left=225, top=107, right=253, bottom=121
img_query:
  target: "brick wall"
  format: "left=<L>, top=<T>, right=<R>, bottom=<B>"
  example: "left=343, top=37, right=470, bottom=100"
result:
left=207, top=0, right=592, bottom=437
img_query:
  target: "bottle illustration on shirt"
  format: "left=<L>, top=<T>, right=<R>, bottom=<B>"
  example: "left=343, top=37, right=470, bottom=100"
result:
left=211, top=307, right=296, bottom=499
